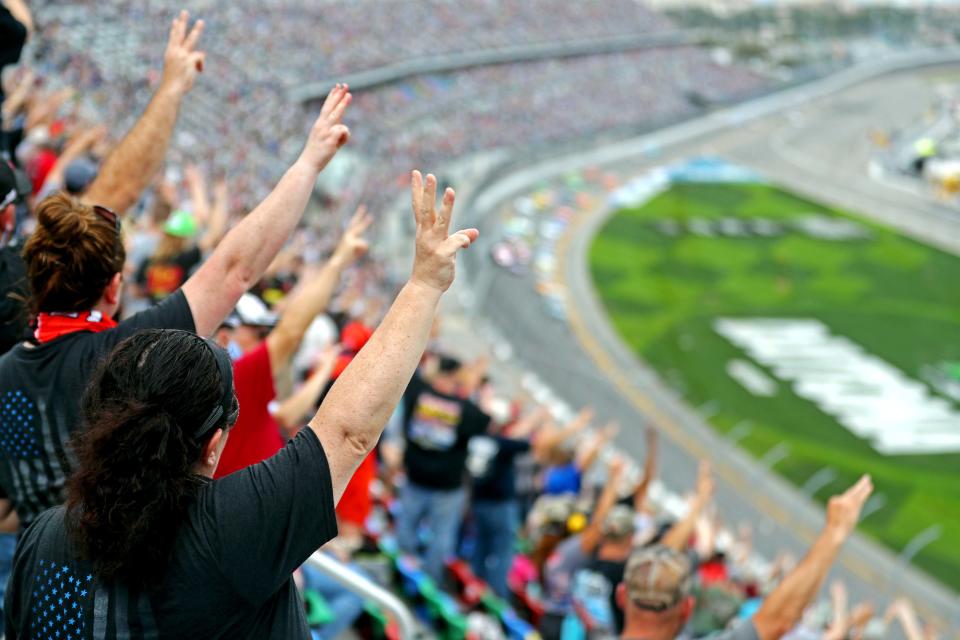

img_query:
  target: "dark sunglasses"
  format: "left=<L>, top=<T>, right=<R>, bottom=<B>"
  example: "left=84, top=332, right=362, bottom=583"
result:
left=93, top=204, right=121, bottom=260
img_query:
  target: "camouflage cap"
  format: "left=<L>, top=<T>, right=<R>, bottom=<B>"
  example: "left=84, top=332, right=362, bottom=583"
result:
left=528, top=494, right=576, bottom=532
left=624, top=545, right=693, bottom=612
left=601, top=504, right=636, bottom=540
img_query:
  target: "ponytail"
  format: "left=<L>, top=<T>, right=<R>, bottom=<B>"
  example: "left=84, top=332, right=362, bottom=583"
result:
left=66, top=330, right=235, bottom=587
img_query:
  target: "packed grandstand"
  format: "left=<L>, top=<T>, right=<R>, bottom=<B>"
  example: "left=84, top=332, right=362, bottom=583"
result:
left=0, top=0, right=954, bottom=639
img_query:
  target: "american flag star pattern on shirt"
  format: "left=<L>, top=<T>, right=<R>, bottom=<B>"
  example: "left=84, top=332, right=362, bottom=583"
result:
left=29, top=559, right=92, bottom=640
left=0, top=389, right=41, bottom=458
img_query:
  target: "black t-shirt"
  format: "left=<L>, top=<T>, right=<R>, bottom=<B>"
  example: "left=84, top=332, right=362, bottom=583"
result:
left=0, top=291, right=194, bottom=528
left=0, top=7, right=28, bottom=108
left=135, top=247, right=202, bottom=303
left=469, top=435, right=531, bottom=502
left=4, top=428, right=338, bottom=639
left=0, top=245, right=29, bottom=356
left=587, top=556, right=628, bottom=633
left=401, top=372, right=491, bottom=490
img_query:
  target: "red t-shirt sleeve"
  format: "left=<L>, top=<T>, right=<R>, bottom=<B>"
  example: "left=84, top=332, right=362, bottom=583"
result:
left=214, top=342, right=283, bottom=479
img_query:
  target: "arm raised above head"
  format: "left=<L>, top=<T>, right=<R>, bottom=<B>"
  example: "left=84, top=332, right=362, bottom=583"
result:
left=310, top=171, right=478, bottom=502
left=265, top=205, right=371, bottom=373
left=182, top=83, right=352, bottom=337
left=84, top=11, right=205, bottom=213
left=753, top=475, right=873, bottom=640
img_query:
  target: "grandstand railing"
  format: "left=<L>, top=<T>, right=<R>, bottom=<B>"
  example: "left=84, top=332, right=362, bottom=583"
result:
left=305, top=550, right=420, bottom=639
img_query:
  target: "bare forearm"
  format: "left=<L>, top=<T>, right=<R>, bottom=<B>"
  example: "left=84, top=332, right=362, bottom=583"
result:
left=183, top=160, right=319, bottom=336
left=274, top=367, right=332, bottom=434
left=577, top=438, right=604, bottom=472
left=267, top=258, right=345, bottom=371
left=662, top=500, right=704, bottom=551
left=634, top=449, right=657, bottom=511
left=753, top=532, right=842, bottom=640
left=312, top=280, right=441, bottom=497
left=2, top=80, right=31, bottom=120
left=509, top=408, right=543, bottom=439
left=83, top=86, right=182, bottom=212
left=581, top=475, right=620, bottom=553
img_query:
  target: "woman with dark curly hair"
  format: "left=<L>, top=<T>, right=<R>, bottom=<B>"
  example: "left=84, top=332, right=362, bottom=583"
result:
left=0, top=83, right=353, bottom=534
left=3, top=171, right=477, bottom=639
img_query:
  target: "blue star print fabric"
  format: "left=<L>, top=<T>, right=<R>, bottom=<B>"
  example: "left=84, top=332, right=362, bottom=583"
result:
left=29, top=559, right=91, bottom=639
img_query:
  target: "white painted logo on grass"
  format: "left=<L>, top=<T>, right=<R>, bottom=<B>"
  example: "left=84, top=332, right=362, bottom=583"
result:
left=726, top=359, right=778, bottom=397
left=714, top=318, right=960, bottom=455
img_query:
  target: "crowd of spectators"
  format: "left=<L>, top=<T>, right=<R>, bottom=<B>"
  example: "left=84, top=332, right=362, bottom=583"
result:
left=13, top=0, right=768, bottom=218
left=0, top=1, right=948, bottom=639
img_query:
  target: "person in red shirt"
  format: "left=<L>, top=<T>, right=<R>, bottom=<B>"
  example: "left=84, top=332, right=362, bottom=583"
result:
left=328, top=320, right=376, bottom=533
left=213, top=206, right=372, bottom=478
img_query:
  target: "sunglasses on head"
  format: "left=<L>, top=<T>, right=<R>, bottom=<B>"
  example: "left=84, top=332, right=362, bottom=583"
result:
left=93, top=204, right=121, bottom=260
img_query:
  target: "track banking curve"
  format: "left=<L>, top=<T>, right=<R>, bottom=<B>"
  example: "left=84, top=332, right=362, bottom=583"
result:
left=458, top=54, right=960, bottom=629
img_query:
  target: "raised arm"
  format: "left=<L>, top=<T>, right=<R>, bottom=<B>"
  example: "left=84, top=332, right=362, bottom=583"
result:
left=579, top=455, right=626, bottom=554
left=533, top=406, right=593, bottom=460
left=1, top=69, right=34, bottom=121
left=198, top=176, right=229, bottom=253
left=633, top=426, right=658, bottom=511
left=576, top=421, right=618, bottom=472
left=508, top=405, right=549, bottom=440
left=181, top=84, right=351, bottom=337
left=83, top=11, right=205, bottom=213
left=885, top=599, right=926, bottom=640
left=661, top=460, right=714, bottom=551
left=265, top=205, right=371, bottom=373
left=752, top=475, right=873, bottom=640
left=40, top=125, right=107, bottom=192
left=185, top=165, right=211, bottom=226
left=823, top=581, right=849, bottom=640
left=311, top=171, right=478, bottom=501
left=272, top=343, right=341, bottom=435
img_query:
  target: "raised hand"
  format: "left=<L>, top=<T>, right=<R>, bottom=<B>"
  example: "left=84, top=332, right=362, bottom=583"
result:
left=599, top=421, right=620, bottom=441
left=608, top=453, right=627, bottom=480
left=332, top=205, right=372, bottom=266
left=825, top=474, right=873, bottom=543
left=300, top=84, right=352, bottom=172
left=409, top=171, right=478, bottom=292
left=315, top=342, right=343, bottom=377
left=162, top=10, right=205, bottom=97
left=694, top=460, right=715, bottom=508
left=645, top=425, right=658, bottom=449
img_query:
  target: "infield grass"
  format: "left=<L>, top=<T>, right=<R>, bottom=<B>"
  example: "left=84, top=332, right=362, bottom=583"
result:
left=590, top=181, right=960, bottom=591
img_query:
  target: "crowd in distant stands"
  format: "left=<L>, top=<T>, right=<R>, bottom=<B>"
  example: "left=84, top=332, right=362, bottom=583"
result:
left=0, top=1, right=948, bottom=639
left=19, top=0, right=767, bottom=217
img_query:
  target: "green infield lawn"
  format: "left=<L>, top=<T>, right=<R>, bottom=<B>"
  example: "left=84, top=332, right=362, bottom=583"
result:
left=590, top=180, right=960, bottom=591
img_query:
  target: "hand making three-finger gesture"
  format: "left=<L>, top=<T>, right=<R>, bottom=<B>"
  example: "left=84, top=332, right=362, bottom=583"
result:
left=409, top=171, right=478, bottom=292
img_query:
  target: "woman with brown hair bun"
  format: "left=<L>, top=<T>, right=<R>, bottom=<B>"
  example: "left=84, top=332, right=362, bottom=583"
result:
left=0, top=83, right=353, bottom=532
left=3, top=171, right=477, bottom=639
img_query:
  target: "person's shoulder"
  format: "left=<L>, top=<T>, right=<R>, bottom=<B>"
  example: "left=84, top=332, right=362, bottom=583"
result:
left=19, top=505, right=68, bottom=550
left=115, top=289, right=196, bottom=334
